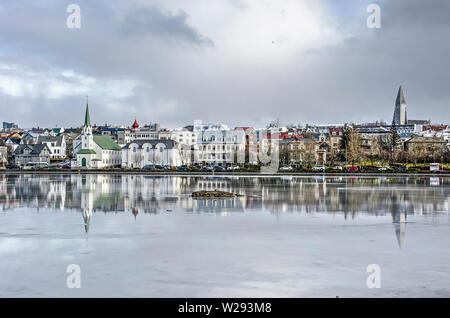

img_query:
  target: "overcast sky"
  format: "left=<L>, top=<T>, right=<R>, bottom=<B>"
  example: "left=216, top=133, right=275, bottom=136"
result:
left=0, top=0, right=449, bottom=129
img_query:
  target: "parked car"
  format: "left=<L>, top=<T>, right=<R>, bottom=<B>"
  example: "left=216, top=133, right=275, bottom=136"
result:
left=24, top=162, right=49, bottom=170
left=227, top=166, right=240, bottom=171
left=311, top=166, right=326, bottom=172
left=6, top=163, right=21, bottom=169
left=176, top=165, right=189, bottom=170
left=279, top=166, right=293, bottom=171
left=378, top=166, right=390, bottom=171
left=212, top=166, right=225, bottom=171
left=154, top=165, right=164, bottom=169
left=143, top=164, right=154, bottom=170
left=332, top=166, right=343, bottom=171
left=347, top=166, right=359, bottom=172
left=395, top=166, right=408, bottom=172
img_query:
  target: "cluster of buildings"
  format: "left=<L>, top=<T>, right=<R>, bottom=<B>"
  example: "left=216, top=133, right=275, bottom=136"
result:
left=1, top=86, right=449, bottom=169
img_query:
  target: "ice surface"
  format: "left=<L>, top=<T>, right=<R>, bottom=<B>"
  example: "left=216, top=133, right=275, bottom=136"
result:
left=0, top=174, right=449, bottom=297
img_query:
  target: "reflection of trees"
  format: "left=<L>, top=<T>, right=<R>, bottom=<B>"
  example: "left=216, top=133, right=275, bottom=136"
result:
left=0, top=174, right=449, bottom=218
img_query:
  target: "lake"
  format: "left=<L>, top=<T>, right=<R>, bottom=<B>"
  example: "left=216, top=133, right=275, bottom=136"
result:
left=0, top=173, right=449, bottom=297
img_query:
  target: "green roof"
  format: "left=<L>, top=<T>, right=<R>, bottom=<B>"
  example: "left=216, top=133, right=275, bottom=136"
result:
left=77, top=149, right=96, bottom=154
left=93, top=136, right=121, bottom=150
left=84, top=102, right=91, bottom=127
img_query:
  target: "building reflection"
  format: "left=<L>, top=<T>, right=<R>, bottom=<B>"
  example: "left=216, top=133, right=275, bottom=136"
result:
left=1, top=174, right=448, bottom=247
left=0, top=174, right=449, bottom=217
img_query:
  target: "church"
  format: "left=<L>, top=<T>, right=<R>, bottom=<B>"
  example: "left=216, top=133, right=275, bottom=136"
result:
left=72, top=101, right=122, bottom=169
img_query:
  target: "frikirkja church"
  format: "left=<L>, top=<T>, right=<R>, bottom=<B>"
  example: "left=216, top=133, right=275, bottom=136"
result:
left=72, top=101, right=122, bottom=169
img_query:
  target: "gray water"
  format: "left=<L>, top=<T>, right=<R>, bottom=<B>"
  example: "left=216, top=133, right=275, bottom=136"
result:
left=0, top=174, right=449, bottom=297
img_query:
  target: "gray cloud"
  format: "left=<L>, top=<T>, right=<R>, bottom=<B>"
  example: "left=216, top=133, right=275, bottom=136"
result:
left=120, top=6, right=214, bottom=47
left=0, top=0, right=448, bottom=129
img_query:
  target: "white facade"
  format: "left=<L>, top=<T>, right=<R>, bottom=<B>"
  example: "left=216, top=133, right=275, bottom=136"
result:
left=73, top=103, right=122, bottom=169
left=37, top=135, right=67, bottom=160
left=121, top=140, right=187, bottom=168
left=194, top=128, right=246, bottom=166
left=170, top=128, right=198, bottom=146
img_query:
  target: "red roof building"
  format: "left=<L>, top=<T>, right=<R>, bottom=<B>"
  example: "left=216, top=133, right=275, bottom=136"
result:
left=132, top=119, right=139, bottom=129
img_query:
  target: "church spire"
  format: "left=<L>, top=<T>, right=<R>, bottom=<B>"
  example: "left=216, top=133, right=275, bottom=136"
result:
left=396, top=85, right=406, bottom=105
left=393, top=85, right=407, bottom=125
left=84, top=96, right=91, bottom=127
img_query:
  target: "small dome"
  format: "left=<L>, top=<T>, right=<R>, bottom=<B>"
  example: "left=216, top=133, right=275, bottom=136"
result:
left=132, top=119, right=139, bottom=128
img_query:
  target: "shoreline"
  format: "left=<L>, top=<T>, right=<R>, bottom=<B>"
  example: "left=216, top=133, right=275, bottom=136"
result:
left=1, top=169, right=449, bottom=177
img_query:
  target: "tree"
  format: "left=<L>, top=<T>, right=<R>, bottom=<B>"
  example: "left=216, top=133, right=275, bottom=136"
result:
left=347, top=128, right=361, bottom=166
left=390, top=122, right=401, bottom=152
left=340, top=124, right=360, bottom=165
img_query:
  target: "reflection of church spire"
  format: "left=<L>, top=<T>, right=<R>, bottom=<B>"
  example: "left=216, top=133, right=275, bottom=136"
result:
left=394, top=221, right=406, bottom=249
left=132, top=208, right=139, bottom=220
left=83, top=209, right=92, bottom=234
left=391, top=192, right=407, bottom=248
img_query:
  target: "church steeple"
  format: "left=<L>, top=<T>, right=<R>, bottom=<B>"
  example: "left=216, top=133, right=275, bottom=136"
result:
left=396, top=85, right=406, bottom=105
left=393, top=85, right=407, bottom=125
left=84, top=96, right=91, bottom=127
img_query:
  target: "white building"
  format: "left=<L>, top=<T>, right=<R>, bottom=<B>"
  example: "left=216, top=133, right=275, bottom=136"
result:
left=37, top=135, right=67, bottom=160
left=121, top=139, right=187, bottom=168
left=116, top=120, right=165, bottom=146
left=170, top=126, right=198, bottom=146
left=193, top=124, right=246, bottom=166
left=72, top=102, right=122, bottom=169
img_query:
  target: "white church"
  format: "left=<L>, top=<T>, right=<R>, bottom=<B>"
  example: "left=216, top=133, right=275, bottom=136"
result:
left=72, top=102, right=122, bottom=169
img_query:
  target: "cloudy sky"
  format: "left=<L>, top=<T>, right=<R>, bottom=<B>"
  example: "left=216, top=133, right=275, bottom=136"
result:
left=0, top=0, right=449, bottom=129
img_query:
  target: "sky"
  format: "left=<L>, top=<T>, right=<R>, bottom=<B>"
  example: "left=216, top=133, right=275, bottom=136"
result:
left=0, top=0, right=449, bottom=129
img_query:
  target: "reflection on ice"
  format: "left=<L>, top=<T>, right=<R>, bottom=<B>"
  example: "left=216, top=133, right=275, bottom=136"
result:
left=0, top=174, right=449, bottom=297
left=0, top=174, right=448, bottom=217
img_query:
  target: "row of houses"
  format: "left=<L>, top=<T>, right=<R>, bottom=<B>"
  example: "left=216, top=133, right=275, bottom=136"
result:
left=2, top=99, right=450, bottom=168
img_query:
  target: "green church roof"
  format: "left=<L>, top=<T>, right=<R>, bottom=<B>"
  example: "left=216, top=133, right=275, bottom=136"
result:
left=84, top=101, right=91, bottom=127
left=93, top=136, right=121, bottom=150
left=77, top=149, right=96, bottom=154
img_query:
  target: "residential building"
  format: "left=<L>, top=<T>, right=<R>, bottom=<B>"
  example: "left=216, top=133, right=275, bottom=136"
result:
left=328, top=127, right=344, bottom=153
left=116, top=120, right=162, bottom=145
left=3, top=122, right=18, bottom=130
left=0, top=146, right=7, bottom=167
left=170, top=126, right=198, bottom=146
left=13, top=144, right=51, bottom=166
left=37, top=135, right=67, bottom=160
left=193, top=126, right=246, bottom=166
left=404, top=137, right=447, bottom=160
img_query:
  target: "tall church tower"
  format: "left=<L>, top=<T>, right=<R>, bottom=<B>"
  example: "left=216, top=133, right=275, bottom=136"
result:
left=393, top=85, right=407, bottom=125
left=81, top=98, right=93, bottom=149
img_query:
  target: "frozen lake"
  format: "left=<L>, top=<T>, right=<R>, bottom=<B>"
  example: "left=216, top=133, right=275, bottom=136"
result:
left=0, top=173, right=449, bottom=297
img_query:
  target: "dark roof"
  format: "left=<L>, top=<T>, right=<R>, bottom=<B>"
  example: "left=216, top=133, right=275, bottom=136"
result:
left=7, top=137, right=21, bottom=144
left=122, top=139, right=177, bottom=149
left=37, top=135, right=64, bottom=146
left=14, top=144, right=50, bottom=155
